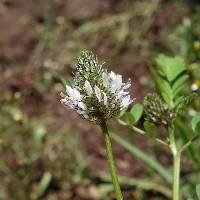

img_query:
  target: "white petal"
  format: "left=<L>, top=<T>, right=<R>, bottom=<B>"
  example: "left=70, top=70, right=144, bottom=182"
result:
left=117, top=90, right=129, bottom=97
left=73, top=88, right=81, bottom=101
left=123, top=83, right=131, bottom=90
left=78, top=102, right=87, bottom=110
left=121, top=95, right=132, bottom=108
left=84, top=80, right=93, bottom=96
left=110, top=71, right=116, bottom=80
left=115, top=75, right=123, bottom=90
left=102, top=72, right=109, bottom=88
left=66, top=85, right=81, bottom=103
left=103, top=93, right=108, bottom=106
left=116, top=92, right=126, bottom=101
left=66, top=85, right=74, bottom=97
left=61, top=99, right=74, bottom=109
left=94, top=85, right=101, bottom=102
left=111, top=74, right=122, bottom=92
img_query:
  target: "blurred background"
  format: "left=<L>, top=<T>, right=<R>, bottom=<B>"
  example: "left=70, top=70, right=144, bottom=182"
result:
left=0, top=0, right=200, bottom=199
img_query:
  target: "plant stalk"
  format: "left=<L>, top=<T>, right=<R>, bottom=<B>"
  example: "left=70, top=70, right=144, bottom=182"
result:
left=101, top=120, right=123, bottom=200
left=172, top=151, right=181, bottom=200
left=168, top=125, right=181, bottom=200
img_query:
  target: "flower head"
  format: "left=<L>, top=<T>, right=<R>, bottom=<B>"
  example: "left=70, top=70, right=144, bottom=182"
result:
left=143, top=93, right=177, bottom=125
left=60, top=50, right=132, bottom=124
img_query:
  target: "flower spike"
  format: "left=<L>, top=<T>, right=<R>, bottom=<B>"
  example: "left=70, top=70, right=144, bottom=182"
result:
left=60, top=50, right=133, bottom=124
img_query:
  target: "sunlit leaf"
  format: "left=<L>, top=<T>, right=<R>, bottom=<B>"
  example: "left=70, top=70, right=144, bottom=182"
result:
left=156, top=54, right=186, bottom=82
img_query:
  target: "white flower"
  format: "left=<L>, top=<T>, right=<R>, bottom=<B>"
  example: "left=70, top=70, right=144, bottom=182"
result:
left=66, top=85, right=81, bottom=104
left=121, top=95, right=132, bottom=108
left=61, top=85, right=87, bottom=116
left=110, top=71, right=116, bottom=79
left=123, top=83, right=131, bottom=90
left=78, top=102, right=87, bottom=110
left=60, top=99, right=74, bottom=109
left=102, top=72, right=109, bottom=88
left=84, top=80, right=93, bottom=96
left=60, top=50, right=133, bottom=124
left=110, top=73, right=122, bottom=92
left=66, top=85, right=74, bottom=98
left=103, top=93, right=108, bottom=106
left=94, top=85, right=102, bottom=102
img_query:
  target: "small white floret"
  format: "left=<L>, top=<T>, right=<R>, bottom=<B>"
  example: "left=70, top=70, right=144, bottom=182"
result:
left=78, top=102, right=87, bottom=110
left=123, top=83, right=131, bottom=90
left=102, top=72, right=109, bottom=88
left=94, top=85, right=101, bottom=102
left=110, top=74, right=123, bottom=92
left=66, top=85, right=74, bottom=97
left=110, top=71, right=116, bottom=80
left=121, top=95, right=132, bottom=108
left=72, top=88, right=82, bottom=101
left=103, top=93, right=108, bottom=106
left=84, top=80, right=93, bottom=96
left=61, top=99, right=74, bottom=109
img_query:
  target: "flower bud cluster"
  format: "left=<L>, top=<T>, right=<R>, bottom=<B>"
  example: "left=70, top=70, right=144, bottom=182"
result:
left=143, top=93, right=177, bottom=125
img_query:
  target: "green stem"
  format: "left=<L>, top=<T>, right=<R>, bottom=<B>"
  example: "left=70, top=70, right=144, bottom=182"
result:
left=168, top=125, right=181, bottom=200
left=173, top=152, right=181, bottom=200
left=101, top=121, right=123, bottom=200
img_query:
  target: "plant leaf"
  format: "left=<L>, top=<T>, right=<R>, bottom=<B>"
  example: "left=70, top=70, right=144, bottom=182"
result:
left=130, top=103, right=143, bottom=123
left=143, top=121, right=157, bottom=138
left=148, top=66, right=173, bottom=106
left=126, top=112, right=135, bottom=125
left=175, top=93, right=198, bottom=114
left=172, top=74, right=189, bottom=96
left=192, top=113, right=200, bottom=132
left=156, top=54, right=186, bottom=82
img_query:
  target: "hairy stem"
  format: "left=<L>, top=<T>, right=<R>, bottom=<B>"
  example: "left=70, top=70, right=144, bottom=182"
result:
left=101, top=121, right=123, bottom=200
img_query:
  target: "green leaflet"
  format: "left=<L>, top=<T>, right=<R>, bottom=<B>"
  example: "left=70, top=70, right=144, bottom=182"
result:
left=172, top=74, right=189, bottom=96
left=130, top=103, right=143, bottom=124
left=156, top=54, right=186, bottom=82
